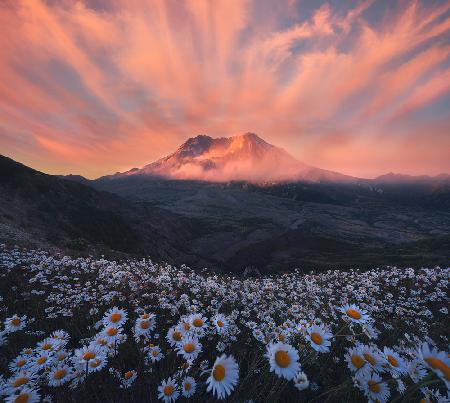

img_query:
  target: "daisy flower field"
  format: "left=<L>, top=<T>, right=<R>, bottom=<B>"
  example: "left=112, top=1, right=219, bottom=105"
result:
left=0, top=244, right=448, bottom=402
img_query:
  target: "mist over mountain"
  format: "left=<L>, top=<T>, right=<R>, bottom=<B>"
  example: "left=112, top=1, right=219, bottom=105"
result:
left=99, top=133, right=356, bottom=183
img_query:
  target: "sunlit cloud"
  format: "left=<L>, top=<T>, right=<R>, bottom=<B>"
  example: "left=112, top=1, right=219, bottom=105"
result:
left=0, top=0, right=449, bottom=178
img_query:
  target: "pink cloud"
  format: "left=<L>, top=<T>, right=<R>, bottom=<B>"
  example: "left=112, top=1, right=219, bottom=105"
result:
left=0, top=0, right=448, bottom=178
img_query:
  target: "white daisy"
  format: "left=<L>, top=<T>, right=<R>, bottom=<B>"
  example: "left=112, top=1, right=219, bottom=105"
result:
left=37, top=337, right=62, bottom=354
left=408, top=358, right=428, bottom=383
left=345, top=345, right=371, bottom=375
left=212, top=314, right=229, bottom=335
left=357, top=371, right=391, bottom=403
left=7, top=371, right=37, bottom=392
left=74, top=345, right=103, bottom=371
left=20, top=348, right=34, bottom=357
left=4, top=315, right=27, bottom=333
left=360, top=345, right=385, bottom=372
left=102, top=325, right=123, bottom=344
left=176, top=335, right=202, bottom=362
left=306, top=324, right=332, bottom=353
left=8, top=355, right=29, bottom=374
left=266, top=342, right=299, bottom=380
left=102, top=307, right=128, bottom=328
left=294, top=371, right=310, bottom=391
left=189, top=314, right=208, bottom=336
left=419, top=343, right=450, bottom=389
left=157, top=377, right=179, bottom=402
left=383, top=347, right=407, bottom=377
left=181, top=376, right=196, bottom=398
left=54, top=349, right=70, bottom=363
left=88, top=353, right=108, bottom=373
left=179, top=317, right=193, bottom=336
left=92, top=335, right=109, bottom=350
left=50, top=329, right=70, bottom=345
left=32, top=351, right=53, bottom=370
left=120, top=370, right=138, bottom=389
left=206, top=354, right=239, bottom=400
left=4, top=386, right=40, bottom=403
left=166, top=326, right=183, bottom=347
left=48, top=364, right=73, bottom=387
left=147, top=345, right=164, bottom=363
left=134, top=315, right=156, bottom=340
left=337, top=304, right=370, bottom=324
left=252, top=328, right=265, bottom=342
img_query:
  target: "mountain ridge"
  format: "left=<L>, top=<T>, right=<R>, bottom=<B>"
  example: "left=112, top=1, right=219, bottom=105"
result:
left=0, top=154, right=197, bottom=264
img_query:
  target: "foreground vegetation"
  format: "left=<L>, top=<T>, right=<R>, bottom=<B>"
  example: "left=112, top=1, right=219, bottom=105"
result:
left=0, top=244, right=448, bottom=402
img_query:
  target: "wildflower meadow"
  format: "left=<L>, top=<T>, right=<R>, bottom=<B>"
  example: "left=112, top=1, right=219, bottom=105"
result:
left=0, top=244, right=448, bottom=402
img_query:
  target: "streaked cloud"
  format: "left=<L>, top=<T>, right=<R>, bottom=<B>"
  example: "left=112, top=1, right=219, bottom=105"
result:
left=0, top=0, right=449, bottom=178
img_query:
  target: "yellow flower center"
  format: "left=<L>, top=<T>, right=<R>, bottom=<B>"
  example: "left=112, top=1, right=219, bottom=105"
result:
left=110, top=313, right=122, bottom=323
left=173, top=331, right=182, bottom=341
left=351, top=355, right=365, bottom=369
left=90, top=359, right=101, bottom=368
left=54, top=369, right=67, bottom=380
left=217, top=320, right=224, bottom=328
left=213, top=363, right=226, bottom=381
left=363, top=353, right=376, bottom=365
left=15, top=393, right=29, bottom=403
left=16, top=360, right=26, bottom=368
left=13, top=377, right=29, bottom=388
left=97, top=338, right=107, bottom=346
left=83, top=351, right=96, bottom=361
left=184, top=382, right=191, bottom=391
left=310, top=332, right=323, bottom=345
left=183, top=323, right=190, bottom=331
left=278, top=333, right=285, bottom=342
left=107, top=327, right=118, bottom=336
left=193, top=318, right=203, bottom=327
left=275, top=350, right=291, bottom=368
left=11, top=318, right=21, bottom=326
left=42, top=343, right=52, bottom=350
left=387, top=355, right=398, bottom=367
left=346, top=309, right=361, bottom=319
left=368, top=380, right=381, bottom=393
left=141, top=313, right=150, bottom=319
left=164, top=385, right=174, bottom=396
left=37, top=357, right=47, bottom=365
left=140, top=320, right=150, bottom=329
left=152, top=350, right=159, bottom=357
left=124, top=371, right=134, bottom=380
left=424, top=357, right=450, bottom=381
left=58, top=353, right=67, bottom=361
left=184, top=343, right=196, bottom=353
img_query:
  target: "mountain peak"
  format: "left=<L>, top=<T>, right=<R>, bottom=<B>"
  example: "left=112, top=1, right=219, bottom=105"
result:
left=234, top=132, right=261, bottom=140
left=183, top=134, right=213, bottom=144
left=107, top=133, right=355, bottom=183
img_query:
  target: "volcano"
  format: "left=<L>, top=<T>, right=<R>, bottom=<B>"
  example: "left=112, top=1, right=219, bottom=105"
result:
left=104, top=132, right=355, bottom=183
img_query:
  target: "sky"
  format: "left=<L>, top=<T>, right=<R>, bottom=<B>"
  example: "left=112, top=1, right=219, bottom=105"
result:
left=0, top=0, right=449, bottom=179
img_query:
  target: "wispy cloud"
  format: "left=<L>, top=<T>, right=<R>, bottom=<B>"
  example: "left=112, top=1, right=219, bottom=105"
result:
left=0, top=0, right=449, bottom=178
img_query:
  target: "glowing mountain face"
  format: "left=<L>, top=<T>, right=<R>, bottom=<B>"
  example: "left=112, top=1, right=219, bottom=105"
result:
left=118, top=133, right=355, bottom=183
